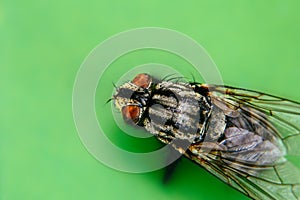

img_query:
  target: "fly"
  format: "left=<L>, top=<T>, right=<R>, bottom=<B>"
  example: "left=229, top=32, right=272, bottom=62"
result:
left=113, top=73, right=300, bottom=200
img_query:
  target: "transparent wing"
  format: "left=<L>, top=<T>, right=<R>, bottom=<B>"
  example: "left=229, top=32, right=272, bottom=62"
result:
left=185, top=151, right=300, bottom=200
left=207, top=85, right=300, bottom=156
left=187, top=84, right=300, bottom=200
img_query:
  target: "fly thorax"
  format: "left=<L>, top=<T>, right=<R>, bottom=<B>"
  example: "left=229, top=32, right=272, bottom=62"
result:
left=144, top=81, right=211, bottom=144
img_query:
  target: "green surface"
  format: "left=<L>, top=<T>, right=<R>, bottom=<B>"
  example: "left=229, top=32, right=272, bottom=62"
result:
left=1, top=1, right=300, bottom=200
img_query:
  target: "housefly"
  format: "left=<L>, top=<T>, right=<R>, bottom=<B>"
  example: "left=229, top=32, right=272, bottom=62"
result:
left=113, top=73, right=300, bottom=200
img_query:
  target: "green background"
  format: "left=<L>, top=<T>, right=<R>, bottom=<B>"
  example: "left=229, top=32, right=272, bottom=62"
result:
left=1, top=0, right=300, bottom=199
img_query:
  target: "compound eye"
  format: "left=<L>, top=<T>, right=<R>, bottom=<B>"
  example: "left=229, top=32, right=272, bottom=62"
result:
left=122, top=105, right=140, bottom=123
left=131, top=73, right=152, bottom=88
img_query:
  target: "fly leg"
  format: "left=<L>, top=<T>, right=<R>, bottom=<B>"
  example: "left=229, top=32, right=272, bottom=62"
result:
left=163, top=145, right=182, bottom=184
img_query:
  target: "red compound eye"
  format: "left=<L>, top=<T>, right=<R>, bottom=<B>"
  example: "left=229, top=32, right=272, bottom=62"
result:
left=122, top=105, right=140, bottom=123
left=131, top=73, right=152, bottom=88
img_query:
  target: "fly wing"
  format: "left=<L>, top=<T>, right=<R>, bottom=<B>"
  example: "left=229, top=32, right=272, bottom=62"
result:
left=187, top=84, right=300, bottom=200
left=185, top=150, right=300, bottom=200
left=207, top=85, right=300, bottom=156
